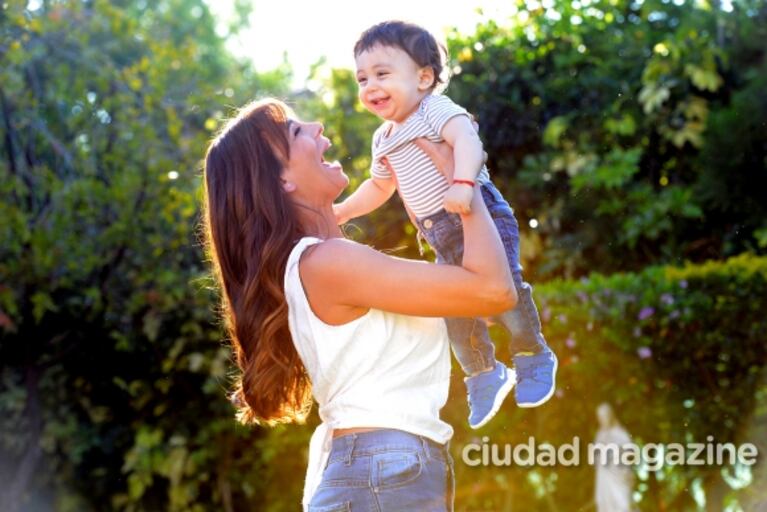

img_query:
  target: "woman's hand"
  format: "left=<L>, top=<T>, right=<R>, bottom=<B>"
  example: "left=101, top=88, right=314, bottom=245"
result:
left=413, top=116, right=487, bottom=186
left=413, top=137, right=455, bottom=182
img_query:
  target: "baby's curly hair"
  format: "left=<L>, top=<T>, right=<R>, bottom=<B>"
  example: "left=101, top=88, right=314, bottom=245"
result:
left=354, top=20, right=448, bottom=91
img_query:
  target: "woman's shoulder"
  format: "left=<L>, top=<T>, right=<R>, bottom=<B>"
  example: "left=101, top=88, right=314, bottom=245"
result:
left=298, top=237, right=372, bottom=274
left=290, top=237, right=377, bottom=325
left=296, top=238, right=386, bottom=292
left=287, top=236, right=323, bottom=266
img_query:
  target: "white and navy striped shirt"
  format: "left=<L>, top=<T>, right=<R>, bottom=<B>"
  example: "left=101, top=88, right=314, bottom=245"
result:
left=371, top=94, right=491, bottom=218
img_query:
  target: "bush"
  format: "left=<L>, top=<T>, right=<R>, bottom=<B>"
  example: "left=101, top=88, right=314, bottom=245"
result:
left=446, top=253, right=767, bottom=511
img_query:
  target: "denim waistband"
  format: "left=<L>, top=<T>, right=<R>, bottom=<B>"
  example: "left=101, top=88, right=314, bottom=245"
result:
left=329, top=428, right=450, bottom=463
left=415, top=181, right=504, bottom=230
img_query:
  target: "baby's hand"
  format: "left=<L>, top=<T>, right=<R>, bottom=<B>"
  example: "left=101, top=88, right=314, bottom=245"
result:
left=443, top=184, right=474, bottom=215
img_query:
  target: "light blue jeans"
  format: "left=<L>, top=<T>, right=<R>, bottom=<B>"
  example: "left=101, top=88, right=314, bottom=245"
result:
left=308, top=429, right=454, bottom=512
left=416, top=181, right=551, bottom=375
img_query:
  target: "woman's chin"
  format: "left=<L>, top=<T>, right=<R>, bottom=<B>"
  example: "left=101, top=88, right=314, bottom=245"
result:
left=336, top=174, right=350, bottom=193
left=332, top=175, right=350, bottom=198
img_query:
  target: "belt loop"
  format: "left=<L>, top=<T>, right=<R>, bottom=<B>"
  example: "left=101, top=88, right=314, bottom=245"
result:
left=420, top=435, right=431, bottom=461
left=416, top=231, right=426, bottom=256
left=344, top=434, right=356, bottom=466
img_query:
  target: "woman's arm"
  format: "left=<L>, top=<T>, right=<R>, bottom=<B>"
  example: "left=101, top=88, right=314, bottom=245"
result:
left=300, top=140, right=515, bottom=325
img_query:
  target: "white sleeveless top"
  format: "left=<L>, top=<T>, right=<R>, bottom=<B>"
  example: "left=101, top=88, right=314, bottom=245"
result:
left=284, top=236, right=454, bottom=510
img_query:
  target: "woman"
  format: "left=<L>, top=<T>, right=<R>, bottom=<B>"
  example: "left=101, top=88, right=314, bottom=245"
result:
left=201, top=98, right=516, bottom=511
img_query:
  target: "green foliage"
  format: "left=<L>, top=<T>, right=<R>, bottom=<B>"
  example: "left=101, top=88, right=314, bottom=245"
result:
left=2, top=0, right=766, bottom=511
left=0, top=1, right=289, bottom=510
left=444, top=0, right=767, bottom=279
left=447, top=253, right=767, bottom=511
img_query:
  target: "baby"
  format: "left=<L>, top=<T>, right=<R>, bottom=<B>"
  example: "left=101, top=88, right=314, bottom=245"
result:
left=334, top=20, right=557, bottom=429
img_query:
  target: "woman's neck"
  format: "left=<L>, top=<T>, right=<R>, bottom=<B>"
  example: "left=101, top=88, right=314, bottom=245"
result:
left=296, top=203, right=344, bottom=240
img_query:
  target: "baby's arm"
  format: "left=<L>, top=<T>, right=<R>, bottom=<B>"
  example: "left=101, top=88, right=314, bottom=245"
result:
left=333, top=176, right=396, bottom=225
left=441, top=115, right=485, bottom=214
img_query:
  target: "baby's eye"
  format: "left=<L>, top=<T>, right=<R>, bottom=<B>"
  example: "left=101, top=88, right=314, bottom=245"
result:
left=357, top=77, right=367, bottom=85
left=377, top=71, right=388, bottom=78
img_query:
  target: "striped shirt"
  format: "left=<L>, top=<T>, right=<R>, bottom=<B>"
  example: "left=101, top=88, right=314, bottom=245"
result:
left=371, top=94, right=491, bottom=218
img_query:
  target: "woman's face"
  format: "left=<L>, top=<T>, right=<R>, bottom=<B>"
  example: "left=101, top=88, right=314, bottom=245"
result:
left=281, top=119, right=348, bottom=204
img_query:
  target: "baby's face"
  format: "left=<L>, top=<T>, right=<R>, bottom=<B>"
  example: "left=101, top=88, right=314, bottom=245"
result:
left=355, top=44, right=433, bottom=123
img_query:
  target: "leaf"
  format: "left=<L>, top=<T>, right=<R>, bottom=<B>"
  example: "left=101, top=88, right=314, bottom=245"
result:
left=31, top=291, right=58, bottom=323
left=570, top=147, right=641, bottom=192
left=605, top=114, right=637, bottom=136
left=685, top=64, right=723, bottom=92
left=638, top=83, right=671, bottom=114
left=543, top=116, right=569, bottom=147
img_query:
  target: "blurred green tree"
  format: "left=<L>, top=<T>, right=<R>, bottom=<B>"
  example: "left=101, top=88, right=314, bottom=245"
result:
left=442, top=0, right=767, bottom=280
left=0, top=1, right=289, bottom=510
left=2, top=0, right=766, bottom=510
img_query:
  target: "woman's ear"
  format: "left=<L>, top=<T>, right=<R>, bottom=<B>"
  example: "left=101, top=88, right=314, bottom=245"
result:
left=281, top=179, right=296, bottom=193
left=417, top=66, right=436, bottom=91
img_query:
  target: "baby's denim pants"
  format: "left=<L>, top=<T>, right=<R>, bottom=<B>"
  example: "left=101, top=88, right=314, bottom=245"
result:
left=415, top=181, right=550, bottom=376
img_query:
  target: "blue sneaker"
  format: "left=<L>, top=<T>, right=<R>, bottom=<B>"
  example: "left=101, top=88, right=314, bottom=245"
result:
left=465, top=361, right=516, bottom=429
left=514, top=350, right=558, bottom=408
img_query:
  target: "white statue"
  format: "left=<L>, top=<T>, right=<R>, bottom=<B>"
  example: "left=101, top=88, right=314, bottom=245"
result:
left=594, top=402, right=635, bottom=512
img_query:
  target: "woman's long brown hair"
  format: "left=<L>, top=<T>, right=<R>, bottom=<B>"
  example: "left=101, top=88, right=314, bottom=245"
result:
left=200, top=98, right=312, bottom=425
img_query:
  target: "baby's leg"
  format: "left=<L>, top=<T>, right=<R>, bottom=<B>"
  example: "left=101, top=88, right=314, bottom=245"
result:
left=421, top=211, right=499, bottom=376
left=444, top=315, right=496, bottom=376
left=479, top=182, right=550, bottom=355
left=496, top=272, right=548, bottom=355
left=418, top=207, right=516, bottom=428
left=479, top=181, right=556, bottom=408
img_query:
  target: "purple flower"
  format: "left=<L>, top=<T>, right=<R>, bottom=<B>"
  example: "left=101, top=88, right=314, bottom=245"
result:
left=679, top=280, right=688, bottom=289
left=565, top=336, right=577, bottom=348
left=633, top=326, right=642, bottom=338
left=542, top=307, right=552, bottom=323
left=669, top=310, right=680, bottom=320
left=577, top=291, right=589, bottom=303
left=558, top=314, right=568, bottom=324
left=638, top=307, right=655, bottom=320
left=637, top=346, right=653, bottom=359
left=661, top=293, right=674, bottom=306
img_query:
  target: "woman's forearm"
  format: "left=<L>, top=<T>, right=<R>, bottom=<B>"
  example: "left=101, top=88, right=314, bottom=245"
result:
left=459, top=188, right=516, bottom=305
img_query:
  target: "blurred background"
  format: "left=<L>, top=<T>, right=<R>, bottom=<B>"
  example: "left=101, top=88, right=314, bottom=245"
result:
left=1, top=0, right=765, bottom=510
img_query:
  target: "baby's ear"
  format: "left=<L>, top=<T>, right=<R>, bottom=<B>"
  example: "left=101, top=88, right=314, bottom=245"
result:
left=417, top=66, right=436, bottom=91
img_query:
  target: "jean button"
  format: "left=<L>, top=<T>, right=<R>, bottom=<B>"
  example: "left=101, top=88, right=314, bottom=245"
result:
left=424, top=219, right=433, bottom=229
